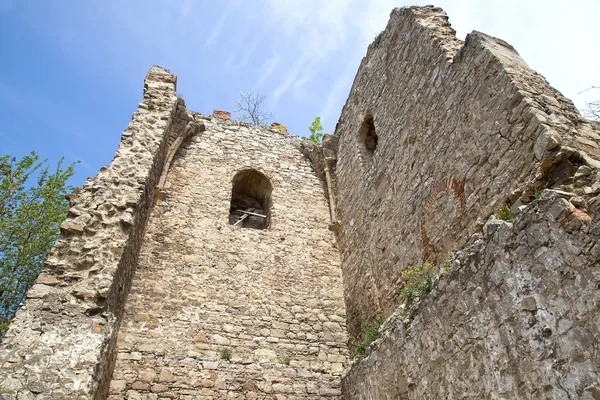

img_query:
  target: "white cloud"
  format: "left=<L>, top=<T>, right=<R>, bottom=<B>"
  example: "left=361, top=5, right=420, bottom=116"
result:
left=68, top=154, right=95, bottom=174
left=432, top=0, right=600, bottom=112
left=205, top=12, right=228, bottom=49
left=271, top=63, right=302, bottom=105
left=261, top=0, right=600, bottom=123
left=256, top=54, right=281, bottom=89
left=205, top=0, right=242, bottom=49
left=30, top=0, right=600, bottom=139
left=292, top=75, right=312, bottom=90
left=261, top=0, right=400, bottom=108
left=226, top=33, right=264, bottom=73
left=319, top=64, right=356, bottom=130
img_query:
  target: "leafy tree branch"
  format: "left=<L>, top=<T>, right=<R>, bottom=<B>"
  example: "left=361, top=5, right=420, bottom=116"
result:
left=309, top=116, right=324, bottom=143
left=0, top=152, right=76, bottom=336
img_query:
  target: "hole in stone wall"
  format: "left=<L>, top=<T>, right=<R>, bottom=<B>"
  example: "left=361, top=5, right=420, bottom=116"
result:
left=229, top=169, right=272, bottom=230
left=358, top=111, right=378, bottom=162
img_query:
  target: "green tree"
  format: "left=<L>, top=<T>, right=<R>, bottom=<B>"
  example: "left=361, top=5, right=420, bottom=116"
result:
left=309, top=116, right=324, bottom=143
left=0, top=152, right=75, bottom=335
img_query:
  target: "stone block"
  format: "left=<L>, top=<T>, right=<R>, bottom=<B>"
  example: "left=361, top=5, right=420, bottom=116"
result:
left=213, top=109, right=231, bottom=120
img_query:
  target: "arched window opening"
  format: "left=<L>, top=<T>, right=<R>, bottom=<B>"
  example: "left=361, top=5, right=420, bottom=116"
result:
left=229, top=169, right=273, bottom=229
left=358, top=112, right=378, bottom=159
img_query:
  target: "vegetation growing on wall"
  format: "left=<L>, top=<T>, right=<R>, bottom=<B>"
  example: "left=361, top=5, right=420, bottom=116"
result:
left=309, top=116, right=324, bottom=143
left=399, top=263, right=436, bottom=300
left=354, top=320, right=381, bottom=355
left=279, top=351, right=292, bottom=365
left=273, top=123, right=288, bottom=133
left=497, top=205, right=516, bottom=222
left=533, top=187, right=545, bottom=200
left=220, top=348, right=233, bottom=361
left=373, top=33, right=382, bottom=45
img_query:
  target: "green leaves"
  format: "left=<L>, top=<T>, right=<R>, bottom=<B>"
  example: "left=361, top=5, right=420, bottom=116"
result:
left=497, top=205, right=516, bottom=222
left=308, top=116, right=324, bottom=143
left=354, top=320, right=381, bottom=355
left=399, top=263, right=436, bottom=300
left=0, top=152, right=75, bottom=336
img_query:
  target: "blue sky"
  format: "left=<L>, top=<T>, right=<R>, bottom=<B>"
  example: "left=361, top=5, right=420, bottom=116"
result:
left=0, top=0, right=598, bottom=186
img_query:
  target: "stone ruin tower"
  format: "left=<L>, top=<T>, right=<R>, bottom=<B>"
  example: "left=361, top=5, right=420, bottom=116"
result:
left=105, top=92, right=349, bottom=396
left=0, top=65, right=348, bottom=399
left=2, top=6, right=600, bottom=400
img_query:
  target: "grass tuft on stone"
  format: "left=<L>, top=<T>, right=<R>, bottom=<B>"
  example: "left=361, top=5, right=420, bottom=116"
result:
left=497, top=205, right=516, bottom=222
left=354, top=321, right=381, bottom=355
left=400, top=263, right=436, bottom=300
left=220, top=348, right=232, bottom=361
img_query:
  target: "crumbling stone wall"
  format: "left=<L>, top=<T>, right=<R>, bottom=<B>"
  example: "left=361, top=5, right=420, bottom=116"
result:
left=342, top=189, right=600, bottom=398
left=333, top=6, right=600, bottom=341
left=332, top=5, right=600, bottom=399
left=0, top=64, right=346, bottom=398
left=2, top=6, right=600, bottom=400
left=108, top=117, right=347, bottom=398
left=0, top=66, right=191, bottom=398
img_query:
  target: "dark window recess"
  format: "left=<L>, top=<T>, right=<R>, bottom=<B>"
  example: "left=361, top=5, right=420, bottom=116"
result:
left=359, top=112, right=378, bottom=155
left=229, top=169, right=273, bottom=230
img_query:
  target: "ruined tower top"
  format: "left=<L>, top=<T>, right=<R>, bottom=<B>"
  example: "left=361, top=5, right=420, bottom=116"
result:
left=1, top=5, right=600, bottom=399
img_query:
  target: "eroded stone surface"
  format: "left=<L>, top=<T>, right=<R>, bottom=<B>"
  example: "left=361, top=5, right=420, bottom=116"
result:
left=333, top=5, right=600, bottom=341
left=1, top=5, right=600, bottom=400
left=342, top=190, right=600, bottom=399
left=0, top=66, right=180, bottom=399
left=329, top=6, right=600, bottom=398
left=107, top=118, right=347, bottom=399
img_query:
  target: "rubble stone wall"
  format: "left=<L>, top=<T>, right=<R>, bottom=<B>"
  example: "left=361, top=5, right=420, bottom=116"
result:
left=0, top=66, right=182, bottom=399
left=334, top=5, right=600, bottom=399
left=334, top=6, right=600, bottom=340
left=342, top=189, right=600, bottom=399
left=2, top=6, right=600, bottom=400
left=108, top=118, right=347, bottom=399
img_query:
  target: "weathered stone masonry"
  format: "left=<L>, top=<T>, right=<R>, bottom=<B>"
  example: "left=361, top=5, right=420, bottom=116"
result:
left=0, top=64, right=347, bottom=399
left=329, top=6, right=600, bottom=400
left=2, top=5, right=600, bottom=400
left=342, top=189, right=600, bottom=398
left=0, top=66, right=185, bottom=399
left=108, top=116, right=347, bottom=398
left=333, top=6, right=600, bottom=341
